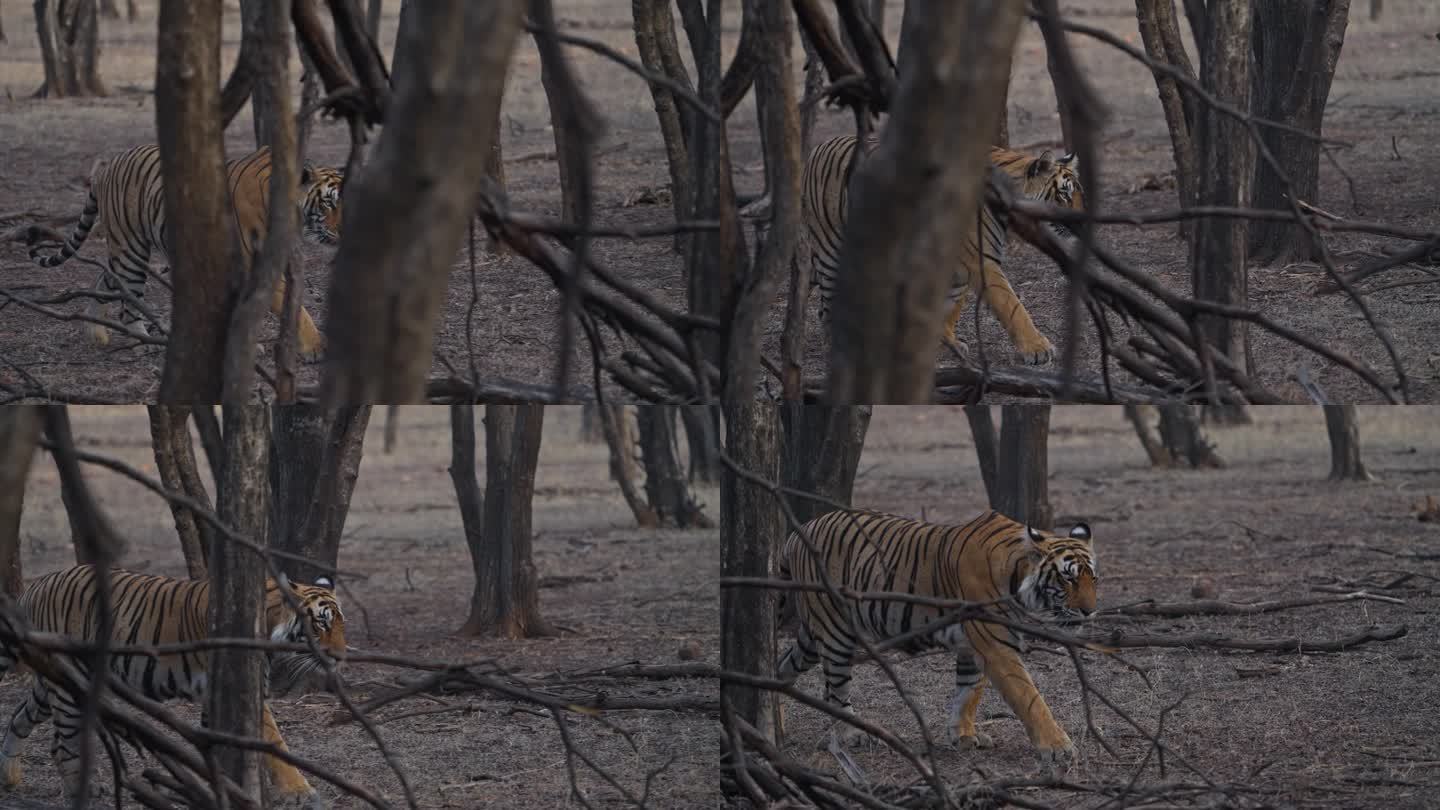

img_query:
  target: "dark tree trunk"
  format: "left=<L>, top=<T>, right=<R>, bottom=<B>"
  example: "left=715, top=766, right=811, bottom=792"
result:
left=208, top=404, right=271, bottom=802
left=448, top=403, right=486, bottom=617
left=235, top=0, right=287, bottom=146
left=637, top=407, right=713, bottom=528
left=798, top=29, right=826, bottom=156
left=1369, top=0, right=1381, bottom=19
left=267, top=406, right=371, bottom=584
left=599, top=405, right=658, bottom=527
left=1248, top=0, right=1351, bottom=265
left=322, top=1, right=525, bottom=403
left=0, top=407, right=43, bottom=598
left=1134, top=0, right=1199, bottom=239
left=779, top=405, right=871, bottom=527
left=1158, top=404, right=1226, bottom=468
left=720, top=399, right=780, bottom=757
left=632, top=0, right=693, bottom=253
left=33, top=0, right=108, bottom=98
left=149, top=406, right=214, bottom=579
left=99, top=0, right=136, bottom=19
left=828, top=0, right=1024, bottom=402
left=1190, top=0, right=1253, bottom=378
left=964, top=405, right=1001, bottom=506
left=1324, top=403, right=1372, bottom=481
left=578, top=404, right=605, bottom=443
left=192, top=405, right=225, bottom=499
left=43, top=408, right=125, bottom=566
left=1124, top=403, right=1173, bottom=467
left=993, top=405, right=1053, bottom=530
left=157, top=0, right=235, bottom=402
left=463, top=404, right=555, bottom=638
left=366, top=0, right=382, bottom=35
left=679, top=405, right=721, bottom=484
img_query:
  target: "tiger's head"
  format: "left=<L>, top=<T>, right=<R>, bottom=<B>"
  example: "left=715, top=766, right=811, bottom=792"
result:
left=266, top=574, right=346, bottom=694
left=299, top=163, right=344, bottom=245
left=1011, top=149, right=1083, bottom=241
left=1014, top=522, right=1097, bottom=623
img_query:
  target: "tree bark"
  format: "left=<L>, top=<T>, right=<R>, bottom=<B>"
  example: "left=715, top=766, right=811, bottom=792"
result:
left=1190, top=0, right=1253, bottom=378
left=448, top=403, right=486, bottom=620
left=1248, top=0, right=1350, bottom=264
left=720, top=400, right=780, bottom=754
left=599, top=405, right=657, bottom=527
left=234, top=0, right=288, bottom=145
left=0, top=407, right=43, bottom=598
left=267, top=406, right=370, bottom=583
left=828, top=0, right=1025, bottom=403
left=33, top=0, right=108, bottom=97
left=993, top=405, right=1053, bottom=529
left=1324, top=403, right=1372, bottom=481
left=157, top=0, right=236, bottom=402
left=208, top=403, right=271, bottom=802
left=679, top=406, right=720, bottom=484
left=463, top=404, right=555, bottom=638
left=1124, top=403, right=1174, bottom=467
left=366, top=0, right=382, bottom=35
left=637, top=407, right=713, bottom=528
left=149, top=406, right=214, bottom=579
left=578, top=404, right=605, bottom=443
left=964, top=405, right=1001, bottom=507
left=1158, top=404, right=1226, bottom=468
left=1134, top=0, right=1199, bottom=239
left=779, top=405, right=871, bottom=528
left=42, top=408, right=124, bottom=565
left=322, top=1, right=526, bottom=403
left=632, top=0, right=693, bottom=253
left=192, top=406, right=225, bottom=499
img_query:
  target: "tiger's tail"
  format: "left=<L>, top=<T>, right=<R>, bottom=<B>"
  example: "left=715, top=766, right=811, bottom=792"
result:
left=29, top=187, right=100, bottom=268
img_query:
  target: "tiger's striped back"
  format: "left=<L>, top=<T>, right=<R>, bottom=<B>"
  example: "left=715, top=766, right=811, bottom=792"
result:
left=0, top=565, right=344, bottom=803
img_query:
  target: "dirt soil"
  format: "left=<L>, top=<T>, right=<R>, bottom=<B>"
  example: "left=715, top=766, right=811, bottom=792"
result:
left=3, top=2, right=1439, bottom=403
left=772, top=406, right=1440, bottom=809
left=2, top=406, right=719, bottom=809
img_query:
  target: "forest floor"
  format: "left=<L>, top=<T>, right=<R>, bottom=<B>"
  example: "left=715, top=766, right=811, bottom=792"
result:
left=770, top=405, right=1440, bottom=809
left=3, top=2, right=1440, bottom=403
left=2, top=406, right=719, bottom=809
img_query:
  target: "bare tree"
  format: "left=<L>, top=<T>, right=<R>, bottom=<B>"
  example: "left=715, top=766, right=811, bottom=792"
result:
left=149, top=406, right=214, bottom=578
left=43, top=408, right=124, bottom=565
left=208, top=403, right=271, bottom=801
left=780, top=405, right=871, bottom=527
left=578, top=404, right=605, bottom=444
left=268, top=406, right=371, bottom=583
left=720, top=400, right=780, bottom=754
left=0, top=407, right=43, bottom=598
left=1190, top=0, right=1254, bottom=377
left=461, top=404, right=555, bottom=638
left=598, top=405, right=658, bottom=527
left=679, top=406, right=720, bottom=484
left=366, top=0, right=382, bottom=35
left=993, top=405, right=1053, bottom=529
left=964, top=405, right=1001, bottom=506
left=1127, top=404, right=1226, bottom=468
left=322, top=1, right=526, bottom=403
left=1248, top=0, right=1351, bottom=264
left=99, top=0, right=137, bottom=20
left=637, top=407, right=713, bottom=528
left=828, top=0, right=1025, bottom=402
left=1324, top=404, right=1372, bottom=481
left=1369, top=0, right=1381, bottom=18
left=632, top=0, right=693, bottom=253
left=156, top=0, right=236, bottom=401
left=33, top=0, right=107, bottom=98
left=1134, top=0, right=1199, bottom=239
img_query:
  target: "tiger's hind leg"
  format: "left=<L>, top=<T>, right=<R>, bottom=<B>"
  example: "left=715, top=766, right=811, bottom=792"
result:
left=87, top=242, right=155, bottom=347
left=260, top=703, right=325, bottom=809
left=267, top=279, right=325, bottom=361
left=1, top=678, right=54, bottom=789
left=978, top=255, right=1054, bottom=366
left=816, top=626, right=869, bottom=750
left=945, top=653, right=993, bottom=750
left=775, top=620, right=823, bottom=739
left=941, top=288, right=972, bottom=363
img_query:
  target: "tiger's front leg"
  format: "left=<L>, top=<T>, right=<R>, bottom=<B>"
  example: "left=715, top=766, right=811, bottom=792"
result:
left=977, top=257, right=1055, bottom=366
left=972, top=628, right=1074, bottom=779
left=260, top=703, right=326, bottom=809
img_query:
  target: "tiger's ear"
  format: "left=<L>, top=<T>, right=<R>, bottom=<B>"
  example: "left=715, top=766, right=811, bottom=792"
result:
left=1070, top=522, right=1092, bottom=542
left=1058, top=152, right=1078, bottom=168
left=276, top=571, right=292, bottom=591
left=1029, top=150, right=1056, bottom=178
left=314, top=575, right=334, bottom=590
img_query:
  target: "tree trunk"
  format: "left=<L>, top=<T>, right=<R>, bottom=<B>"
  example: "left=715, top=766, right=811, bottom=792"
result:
left=798, top=28, right=826, bottom=156
left=679, top=406, right=720, bottom=484
left=779, top=405, right=871, bottom=527
left=156, top=0, right=236, bottom=402
left=208, top=403, right=271, bottom=802
left=532, top=0, right=597, bottom=230
left=1158, top=404, right=1226, bottom=468
left=1134, top=0, right=1199, bottom=239
left=597, top=404, right=657, bottom=526
left=578, top=404, right=605, bottom=443
left=366, top=0, right=382, bottom=35
left=463, top=404, right=555, bottom=638
left=42, top=408, right=124, bottom=565
left=1248, top=0, right=1351, bottom=264
left=1369, top=0, right=1381, bottom=19
left=235, top=0, right=286, bottom=145
left=267, top=406, right=370, bottom=584
left=99, top=0, right=135, bottom=19
left=192, top=406, right=225, bottom=500
left=448, top=403, right=486, bottom=620
left=828, top=0, right=1025, bottom=402
left=720, top=399, right=780, bottom=755
left=1324, top=403, right=1372, bottom=481
left=0, top=407, right=43, bottom=598
left=1123, top=403, right=1174, bottom=467
left=964, top=405, right=1001, bottom=506
left=632, top=0, right=694, bottom=253
left=33, top=0, right=108, bottom=98
left=322, top=1, right=526, bottom=403
left=993, top=405, right=1052, bottom=529
left=149, top=406, right=214, bottom=579
left=637, top=407, right=713, bottom=528
left=1190, top=0, right=1253, bottom=378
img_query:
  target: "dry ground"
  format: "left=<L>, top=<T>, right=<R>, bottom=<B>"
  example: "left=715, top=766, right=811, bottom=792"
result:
left=1, top=406, right=719, bottom=809
left=771, top=406, right=1440, bottom=809
left=2, top=2, right=1439, bottom=402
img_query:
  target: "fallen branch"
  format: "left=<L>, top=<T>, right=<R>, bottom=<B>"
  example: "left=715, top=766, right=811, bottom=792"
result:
left=1090, top=623, right=1407, bottom=653
left=1101, top=591, right=1405, bottom=618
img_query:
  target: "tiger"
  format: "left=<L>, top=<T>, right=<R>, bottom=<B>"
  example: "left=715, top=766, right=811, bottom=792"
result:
left=800, top=136, right=1083, bottom=365
left=0, top=565, right=345, bottom=807
left=775, top=508, right=1096, bottom=778
left=28, top=143, right=343, bottom=357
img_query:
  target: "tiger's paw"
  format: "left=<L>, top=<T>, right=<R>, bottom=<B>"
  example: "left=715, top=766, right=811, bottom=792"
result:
left=1013, top=337, right=1056, bottom=366
left=942, top=336, right=971, bottom=364
left=946, top=730, right=994, bottom=751
left=1036, top=743, right=1076, bottom=781
left=275, top=789, right=328, bottom=810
